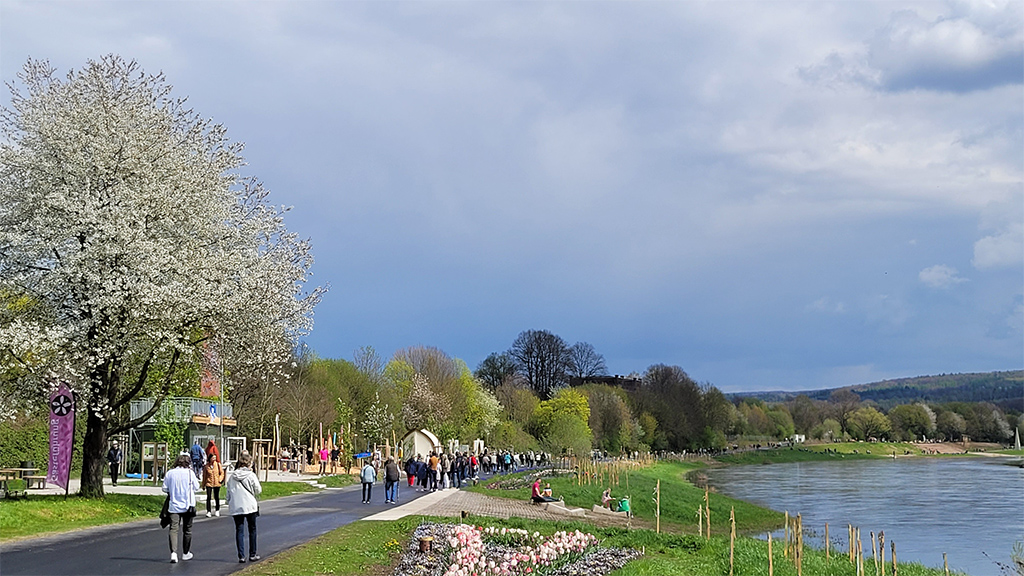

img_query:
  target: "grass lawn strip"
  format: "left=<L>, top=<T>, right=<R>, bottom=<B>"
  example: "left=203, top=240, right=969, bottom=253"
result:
left=468, top=461, right=782, bottom=535
left=0, top=481, right=321, bottom=542
left=236, top=514, right=957, bottom=576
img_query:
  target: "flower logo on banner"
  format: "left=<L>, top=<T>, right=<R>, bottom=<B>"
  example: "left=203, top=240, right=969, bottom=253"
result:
left=50, top=394, right=73, bottom=416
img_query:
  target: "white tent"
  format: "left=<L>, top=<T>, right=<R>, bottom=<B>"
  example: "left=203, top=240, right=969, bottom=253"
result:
left=400, top=429, right=441, bottom=461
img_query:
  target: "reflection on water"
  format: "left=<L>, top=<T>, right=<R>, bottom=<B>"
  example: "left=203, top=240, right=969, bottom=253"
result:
left=705, top=457, right=1024, bottom=576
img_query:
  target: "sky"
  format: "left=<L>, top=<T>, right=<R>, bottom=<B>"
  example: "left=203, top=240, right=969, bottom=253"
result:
left=2, top=1, right=1021, bottom=393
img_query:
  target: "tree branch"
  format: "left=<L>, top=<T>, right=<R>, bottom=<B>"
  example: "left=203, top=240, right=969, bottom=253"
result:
left=109, top=348, right=180, bottom=435
left=110, top=348, right=155, bottom=411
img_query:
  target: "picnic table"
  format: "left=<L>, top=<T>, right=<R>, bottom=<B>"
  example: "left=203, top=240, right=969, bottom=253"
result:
left=0, top=469, right=17, bottom=491
left=0, top=468, right=39, bottom=495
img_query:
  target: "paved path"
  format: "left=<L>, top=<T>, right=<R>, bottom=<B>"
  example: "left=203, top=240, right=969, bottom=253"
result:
left=0, top=481, right=421, bottom=576
left=1, top=468, right=633, bottom=575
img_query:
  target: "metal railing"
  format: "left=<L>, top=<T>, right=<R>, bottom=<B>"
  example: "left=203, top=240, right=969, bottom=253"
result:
left=129, top=397, right=234, bottom=424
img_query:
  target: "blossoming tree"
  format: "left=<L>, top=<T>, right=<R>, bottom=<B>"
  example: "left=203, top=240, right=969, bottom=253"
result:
left=0, top=56, right=324, bottom=497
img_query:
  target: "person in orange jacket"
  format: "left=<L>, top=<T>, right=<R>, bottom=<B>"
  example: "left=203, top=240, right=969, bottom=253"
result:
left=201, top=453, right=226, bottom=517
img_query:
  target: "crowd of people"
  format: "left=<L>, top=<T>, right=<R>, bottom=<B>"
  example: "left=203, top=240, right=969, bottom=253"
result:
left=130, top=439, right=555, bottom=565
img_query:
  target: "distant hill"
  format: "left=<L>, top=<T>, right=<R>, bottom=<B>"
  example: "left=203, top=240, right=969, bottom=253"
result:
left=734, top=370, right=1024, bottom=412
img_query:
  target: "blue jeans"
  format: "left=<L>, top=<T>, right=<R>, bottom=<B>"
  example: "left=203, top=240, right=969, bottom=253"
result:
left=233, top=513, right=257, bottom=559
left=385, top=479, right=396, bottom=502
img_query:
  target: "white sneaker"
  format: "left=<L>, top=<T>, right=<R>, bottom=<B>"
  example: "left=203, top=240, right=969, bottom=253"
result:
left=206, top=511, right=212, bottom=518
left=170, top=553, right=178, bottom=563
left=214, top=509, right=220, bottom=517
left=182, top=552, right=193, bottom=561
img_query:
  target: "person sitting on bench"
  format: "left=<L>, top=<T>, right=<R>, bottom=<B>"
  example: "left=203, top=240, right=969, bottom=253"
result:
left=531, top=479, right=556, bottom=503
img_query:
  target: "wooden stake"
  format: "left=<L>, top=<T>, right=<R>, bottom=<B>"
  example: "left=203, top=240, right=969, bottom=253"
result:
left=943, top=553, right=949, bottom=576
left=705, top=488, right=711, bottom=539
left=655, top=479, right=661, bottom=534
left=858, top=529, right=864, bottom=576
left=872, top=532, right=878, bottom=576
left=729, top=507, right=735, bottom=576
left=797, top=513, right=803, bottom=576
left=891, top=541, right=897, bottom=576
left=880, top=531, right=886, bottom=576
left=849, top=524, right=854, bottom=562
left=784, top=512, right=790, bottom=558
left=698, top=505, right=703, bottom=538
left=768, top=533, right=774, bottom=576
left=825, top=522, right=830, bottom=561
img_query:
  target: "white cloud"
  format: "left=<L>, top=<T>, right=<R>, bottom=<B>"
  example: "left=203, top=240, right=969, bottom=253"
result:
left=807, top=297, right=846, bottom=314
left=919, top=264, right=969, bottom=288
left=973, top=227, right=1023, bottom=269
left=802, top=2, right=1024, bottom=93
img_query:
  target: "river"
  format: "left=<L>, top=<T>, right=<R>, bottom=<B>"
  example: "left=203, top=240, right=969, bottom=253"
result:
left=705, top=456, right=1024, bottom=576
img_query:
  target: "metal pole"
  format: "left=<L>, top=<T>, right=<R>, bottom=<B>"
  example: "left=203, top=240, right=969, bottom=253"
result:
left=219, top=339, right=224, bottom=464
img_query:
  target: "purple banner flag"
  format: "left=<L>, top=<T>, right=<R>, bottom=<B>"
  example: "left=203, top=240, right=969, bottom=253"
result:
left=47, top=383, right=75, bottom=491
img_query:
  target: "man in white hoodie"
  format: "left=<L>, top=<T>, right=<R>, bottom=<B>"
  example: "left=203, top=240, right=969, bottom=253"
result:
left=226, top=450, right=262, bottom=563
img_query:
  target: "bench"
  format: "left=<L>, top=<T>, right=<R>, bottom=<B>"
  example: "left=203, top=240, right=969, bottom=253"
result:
left=24, top=475, right=48, bottom=489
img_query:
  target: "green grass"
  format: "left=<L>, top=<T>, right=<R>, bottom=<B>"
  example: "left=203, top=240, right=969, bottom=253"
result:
left=320, top=474, right=358, bottom=488
left=0, top=480, right=320, bottom=541
left=468, top=461, right=783, bottom=534
left=259, top=481, right=320, bottom=499
left=993, top=448, right=1024, bottom=456
left=715, top=443, right=927, bottom=466
left=235, top=514, right=957, bottom=576
left=236, top=516, right=421, bottom=576
left=0, top=493, right=165, bottom=541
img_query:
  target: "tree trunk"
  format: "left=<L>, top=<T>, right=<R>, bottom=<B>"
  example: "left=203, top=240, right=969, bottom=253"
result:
left=79, top=409, right=108, bottom=498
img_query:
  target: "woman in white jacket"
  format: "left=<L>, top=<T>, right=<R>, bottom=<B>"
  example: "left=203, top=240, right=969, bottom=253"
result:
left=226, top=450, right=262, bottom=563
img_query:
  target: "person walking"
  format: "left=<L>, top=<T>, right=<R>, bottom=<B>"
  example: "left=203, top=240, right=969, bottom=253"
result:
left=163, top=454, right=200, bottom=563
left=405, top=454, right=417, bottom=488
left=428, top=452, right=439, bottom=492
left=205, top=440, right=220, bottom=465
left=106, top=440, right=123, bottom=487
left=189, top=440, right=206, bottom=479
left=383, top=456, right=400, bottom=504
left=318, top=446, right=329, bottom=475
left=360, top=459, right=376, bottom=504
left=201, top=453, right=225, bottom=517
left=226, top=450, right=262, bottom=563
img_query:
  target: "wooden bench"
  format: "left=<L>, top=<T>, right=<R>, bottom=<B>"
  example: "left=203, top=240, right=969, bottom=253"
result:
left=24, top=475, right=48, bottom=489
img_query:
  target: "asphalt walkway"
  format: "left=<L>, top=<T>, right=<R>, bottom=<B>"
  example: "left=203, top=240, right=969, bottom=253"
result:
left=1, top=469, right=632, bottom=575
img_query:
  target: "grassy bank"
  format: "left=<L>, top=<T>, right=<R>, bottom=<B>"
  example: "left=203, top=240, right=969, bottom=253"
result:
left=715, top=442, right=928, bottom=465
left=468, top=460, right=783, bottom=534
left=0, top=493, right=165, bottom=541
left=236, top=514, right=957, bottom=576
left=320, top=474, right=358, bottom=488
left=0, top=481, right=322, bottom=541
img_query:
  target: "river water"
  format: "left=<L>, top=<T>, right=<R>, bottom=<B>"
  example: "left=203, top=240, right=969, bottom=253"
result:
left=705, top=457, right=1024, bottom=576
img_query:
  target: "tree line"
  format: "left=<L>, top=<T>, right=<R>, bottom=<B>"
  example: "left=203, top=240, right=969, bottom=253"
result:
left=254, top=329, right=1022, bottom=457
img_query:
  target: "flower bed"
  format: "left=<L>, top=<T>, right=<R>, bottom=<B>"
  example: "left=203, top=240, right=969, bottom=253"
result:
left=391, top=522, right=640, bottom=576
left=485, top=469, right=574, bottom=491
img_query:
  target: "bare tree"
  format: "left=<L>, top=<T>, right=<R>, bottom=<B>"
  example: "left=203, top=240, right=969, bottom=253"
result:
left=567, top=342, right=608, bottom=380
left=829, top=388, right=861, bottom=437
left=475, top=352, right=518, bottom=389
left=508, top=329, right=571, bottom=400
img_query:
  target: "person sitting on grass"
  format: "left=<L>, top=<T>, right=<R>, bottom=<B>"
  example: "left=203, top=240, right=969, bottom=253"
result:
left=531, top=479, right=557, bottom=503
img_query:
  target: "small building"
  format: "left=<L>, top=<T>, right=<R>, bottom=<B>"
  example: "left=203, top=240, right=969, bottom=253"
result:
left=400, top=429, right=441, bottom=461
left=127, top=397, right=244, bottom=474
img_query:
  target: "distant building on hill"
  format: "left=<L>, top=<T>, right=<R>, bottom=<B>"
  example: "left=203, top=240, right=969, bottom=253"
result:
left=568, top=375, right=642, bottom=392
